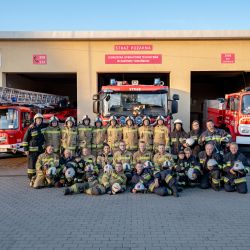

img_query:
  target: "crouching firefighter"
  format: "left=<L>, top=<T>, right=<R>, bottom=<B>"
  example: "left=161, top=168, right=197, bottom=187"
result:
left=32, top=145, right=59, bottom=189
left=64, top=163, right=105, bottom=195
left=223, top=142, right=249, bottom=194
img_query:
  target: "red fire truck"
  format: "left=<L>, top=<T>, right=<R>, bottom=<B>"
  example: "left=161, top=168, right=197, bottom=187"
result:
left=204, top=88, right=250, bottom=144
left=93, top=83, right=179, bottom=128
left=0, top=87, right=74, bottom=154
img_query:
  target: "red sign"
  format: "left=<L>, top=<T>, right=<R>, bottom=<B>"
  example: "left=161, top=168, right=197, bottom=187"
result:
left=33, top=54, right=47, bottom=65
left=114, top=45, right=153, bottom=51
left=105, top=54, right=162, bottom=64
left=221, top=53, right=235, bottom=64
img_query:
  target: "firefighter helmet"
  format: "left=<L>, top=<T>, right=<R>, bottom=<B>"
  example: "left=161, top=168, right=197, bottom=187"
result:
left=65, top=168, right=76, bottom=181
left=143, top=161, right=153, bottom=169
left=221, top=137, right=229, bottom=143
left=104, top=164, right=113, bottom=174
left=109, top=115, right=118, bottom=123
left=49, top=116, right=59, bottom=124
left=174, top=119, right=183, bottom=125
left=122, top=163, right=131, bottom=172
left=207, top=159, right=218, bottom=168
left=142, top=116, right=150, bottom=122
left=34, top=113, right=43, bottom=121
left=134, top=182, right=146, bottom=191
left=232, top=161, right=244, bottom=171
left=162, top=160, right=173, bottom=169
left=186, top=138, right=195, bottom=147
left=46, top=166, right=57, bottom=177
left=94, top=117, right=102, bottom=125
left=65, top=116, right=75, bottom=125
left=187, top=168, right=196, bottom=180
left=125, top=116, right=134, bottom=123
left=156, top=115, right=165, bottom=122
left=82, top=115, right=90, bottom=121
left=112, top=183, right=122, bottom=194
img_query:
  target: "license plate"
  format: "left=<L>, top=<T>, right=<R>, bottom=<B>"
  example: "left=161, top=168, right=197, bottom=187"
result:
left=0, top=148, right=8, bottom=152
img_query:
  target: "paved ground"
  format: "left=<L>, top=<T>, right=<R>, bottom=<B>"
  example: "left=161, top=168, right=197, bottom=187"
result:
left=0, top=156, right=250, bottom=250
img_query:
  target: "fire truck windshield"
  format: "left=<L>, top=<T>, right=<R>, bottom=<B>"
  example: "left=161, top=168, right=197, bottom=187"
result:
left=102, top=92, right=167, bottom=116
left=242, top=94, right=250, bottom=114
left=0, top=108, right=19, bottom=130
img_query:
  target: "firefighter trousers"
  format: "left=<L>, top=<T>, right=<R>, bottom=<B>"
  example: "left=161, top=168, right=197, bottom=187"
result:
left=33, top=170, right=54, bottom=188
left=27, top=151, right=40, bottom=180
left=200, top=170, right=220, bottom=191
left=224, top=177, right=248, bottom=194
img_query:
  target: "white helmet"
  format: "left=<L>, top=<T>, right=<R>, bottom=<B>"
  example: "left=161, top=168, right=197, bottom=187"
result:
left=162, top=160, right=173, bottom=169
left=134, top=182, right=146, bottom=191
left=156, top=115, right=165, bottom=121
left=49, top=116, right=59, bottom=124
left=207, top=159, right=218, bottom=168
left=65, top=116, right=75, bottom=125
left=125, top=116, right=134, bottom=123
left=84, top=164, right=94, bottom=172
left=186, top=138, right=195, bottom=147
left=104, top=164, right=113, bottom=174
left=232, top=161, right=244, bottom=171
left=187, top=168, right=197, bottom=180
left=122, top=163, right=131, bottom=172
left=143, top=161, right=153, bottom=169
left=46, top=166, right=57, bottom=177
left=34, top=113, right=43, bottom=120
left=65, top=168, right=76, bottom=181
left=174, top=119, right=183, bottom=125
left=82, top=115, right=90, bottom=121
left=109, top=115, right=117, bottom=122
left=112, top=183, right=121, bottom=194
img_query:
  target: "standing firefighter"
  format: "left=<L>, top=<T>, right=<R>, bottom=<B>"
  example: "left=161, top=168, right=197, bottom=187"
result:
left=61, top=116, right=78, bottom=155
left=123, top=116, right=138, bottom=153
left=187, top=120, right=202, bottom=158
left=22, top=113, right=47, bottom=186
left=223, top=143, right=249, bottom=194
left=77, top=115, right=93, bottom=153
left=32, top=145, right=59, bottom=189
left=107, top=116, right=123, bottom=153
left=153, top=116, right=170, bottom=152
left=92, top=117, right=107, bottom=157
left=44, top=116, right=61, bottom=154
left=170, top=119, right=188, bottom=157
left=138, top=116, right=154, bottom=151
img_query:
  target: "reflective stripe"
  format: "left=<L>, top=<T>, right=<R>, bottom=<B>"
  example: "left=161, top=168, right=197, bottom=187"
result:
left=22, top=142, right=28, bottom=146
left=92, top=144, right=103, bottom=149
left=27, top=169, right=36, bottom=174
left=31, top=131, right=38, bottom=137
left=45, top=131, right=61, bottom=134
left=212, top=178, right=220, bottom=184
left=78, top=128, right=92, bottom=131
left=234, top=177, right=247, bottom=184
left=165, top=174, right=172, bottom=184
left=193, top=166, right=200, bottom=171
left=29, top=146, right=39, bottom=152
left=224, top=177, right=229, bottom=183
left=148, top=182, right=155, bottom=192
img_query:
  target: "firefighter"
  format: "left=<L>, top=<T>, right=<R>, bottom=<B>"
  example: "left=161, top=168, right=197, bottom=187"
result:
left=97, top=143, right=113, bottom=170
left=174, top=150, right=186, bottom=187
left=198, top=143, right=223, bottom=191
left=183, top=147, right=202, bottom=187
left=107, top=115, right=123, bottom=153
left=77, top=115, right=93, bottom=153
left=223, top=142, right=249, bottom=194
left=169, top=119, right=188, bottom=158
left=92, top=117, right=107, bottom=157
left=61, top=116, right=78, bottom=156
left=32, top=145, right=59, bottom=189
left=23, top=113, right=47, bottom=185
left=64, top=163, right=106, bottom=195
left=153, top=144, right=174, bottom=170
left=56, top=149, right=77, bottom=187
left=133, top=140, right=153, bottom=165
left=44, top=116, right=61, bottom=154
left=100, top=162, right=127, bottom=194
left=199, top=119, right=232, bottom=154
left=113, top=141, right=133, bottom=182
left=123, top=116, right=138, bottom=153
left=187, top=120, right=202, bottom=158
left=138, top=116, right=154, bottom=151
left=153, top=115, right=170, bottom=152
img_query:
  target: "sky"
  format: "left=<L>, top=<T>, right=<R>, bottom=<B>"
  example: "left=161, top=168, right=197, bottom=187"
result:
left=0, top=0, right=250, bottom=31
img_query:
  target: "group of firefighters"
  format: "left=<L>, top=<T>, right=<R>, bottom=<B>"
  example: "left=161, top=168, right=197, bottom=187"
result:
left=22, top=113, right=250, bottom=196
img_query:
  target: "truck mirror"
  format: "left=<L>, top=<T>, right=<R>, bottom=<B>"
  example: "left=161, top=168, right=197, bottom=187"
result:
left=172, top=94, right=179, bottom=101
left=93, top=94, right=99, bottom=101
left=171, top=100, right=178, bottom=114
left=93, top=101, right=100, bottom=114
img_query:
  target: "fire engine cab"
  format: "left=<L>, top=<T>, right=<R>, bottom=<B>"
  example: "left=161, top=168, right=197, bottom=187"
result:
left=0, top=87, right=70, bottom=154
left=204, top=88, right=250, bottom=144
left=93, top=82, right=179, bottom=128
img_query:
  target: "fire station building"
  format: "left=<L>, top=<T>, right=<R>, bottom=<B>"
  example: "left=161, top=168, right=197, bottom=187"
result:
left=0, top=30, right=250, bottom=131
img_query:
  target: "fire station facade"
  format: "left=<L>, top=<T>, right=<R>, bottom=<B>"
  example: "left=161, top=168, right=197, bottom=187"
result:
left=0, top=30, right=250, bottom=131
